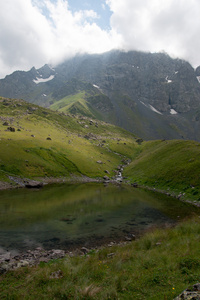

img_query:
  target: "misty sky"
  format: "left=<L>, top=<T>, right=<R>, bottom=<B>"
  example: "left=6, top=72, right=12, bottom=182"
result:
left=0, top=0, right=200, bottom=78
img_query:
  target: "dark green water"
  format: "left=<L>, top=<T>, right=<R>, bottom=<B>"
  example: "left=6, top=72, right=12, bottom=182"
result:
left=0, top=183, right=199, bottom=252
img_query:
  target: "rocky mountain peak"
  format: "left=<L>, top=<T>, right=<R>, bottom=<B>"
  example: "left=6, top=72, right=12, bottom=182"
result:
left=0, top=50, right=200, bottom=140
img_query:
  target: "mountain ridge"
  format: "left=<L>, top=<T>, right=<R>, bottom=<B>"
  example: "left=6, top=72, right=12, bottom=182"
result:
left=0, top=50, right=200, bottom=140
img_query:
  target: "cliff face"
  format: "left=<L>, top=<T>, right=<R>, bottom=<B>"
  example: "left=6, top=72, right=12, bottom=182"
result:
left=0, top=50, right=200, bottom=140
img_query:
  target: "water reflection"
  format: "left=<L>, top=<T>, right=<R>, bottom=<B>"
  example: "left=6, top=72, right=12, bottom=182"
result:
left=0, top=183, right=199, bottom=251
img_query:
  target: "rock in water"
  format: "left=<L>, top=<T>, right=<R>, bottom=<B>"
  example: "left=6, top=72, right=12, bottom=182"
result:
left=25, top=181, right=43, bottom=188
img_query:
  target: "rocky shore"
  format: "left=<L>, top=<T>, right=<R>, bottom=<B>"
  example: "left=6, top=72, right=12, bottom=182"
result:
left=0, top=237, right=136, bottom=275
left=0, top=175, right=101, bottom=191
left=0, top=248, right=66, bottom=274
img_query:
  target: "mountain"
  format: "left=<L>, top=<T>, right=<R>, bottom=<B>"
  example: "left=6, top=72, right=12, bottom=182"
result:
left=0, top=50, right=200, bottom=140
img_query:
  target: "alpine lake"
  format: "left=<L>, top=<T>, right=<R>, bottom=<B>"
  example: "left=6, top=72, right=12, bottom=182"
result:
left=0, top=182, right=199, bottom=253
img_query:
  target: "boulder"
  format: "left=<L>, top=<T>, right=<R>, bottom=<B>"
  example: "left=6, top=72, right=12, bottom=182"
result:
left=7, top=127, right=15, bottom=132
left=174, top=283, right=200, bottom=299
left=25, top=181, right=43, bottom=189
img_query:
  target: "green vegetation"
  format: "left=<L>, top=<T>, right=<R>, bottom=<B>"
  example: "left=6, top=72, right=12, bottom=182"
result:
left=50, top=92, right=88, bottom=112
left=50, top=90, right=114, bottom=121
left=124, top=139, right=200, bottom=202
left=1, top=216, right=200, bottom=299
left=1, top=96, right=200, bottom=204
left=0, top=97, right=136, bottom=184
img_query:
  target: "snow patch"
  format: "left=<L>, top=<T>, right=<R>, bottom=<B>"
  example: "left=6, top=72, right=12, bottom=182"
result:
left=33, top=75, right=55, bottom=84
left=197, top=76, right=200, bottom=83
left=43, top=94, right=47, bottom=97
left=166, top=76, right=172, bottom=83
left=170, top=109, right=178, bottom=115
left=140, top=101, right=162, bottom=115
left=140, top=101, right=148, bottom=108
left=175, top=71, right=179, bottom=74
left=149, top=105, right=163, bottom=115
left=93, top=84, right=100, bottom=89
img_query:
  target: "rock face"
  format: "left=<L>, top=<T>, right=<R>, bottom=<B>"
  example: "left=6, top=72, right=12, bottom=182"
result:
left=0, top=50, right=200, bottom=140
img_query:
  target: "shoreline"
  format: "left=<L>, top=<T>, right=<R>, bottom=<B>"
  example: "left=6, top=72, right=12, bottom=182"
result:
left=0, top=175, right=102, bottom=191
left=0, top=174, right=199, bottom=208
left=0, top=223, right=171, bottom=274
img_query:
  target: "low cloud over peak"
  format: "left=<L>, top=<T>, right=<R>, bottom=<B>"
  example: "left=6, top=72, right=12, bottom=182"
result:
left=0, top=0, right=200, bottom=78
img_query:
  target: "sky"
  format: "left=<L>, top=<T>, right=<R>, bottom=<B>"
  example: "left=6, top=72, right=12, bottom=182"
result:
left=0, top=0, right=200, bottom=78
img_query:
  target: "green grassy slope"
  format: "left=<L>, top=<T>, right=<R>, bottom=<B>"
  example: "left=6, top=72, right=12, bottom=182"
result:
left=0, top=97, right=137, bottom=184
left=124, top=139, right=200, bottom=201
left=50, top=92, right=86, bottom=111
left=1, top=96, right=200, bottom=203
left=50, top=89, right=114, bottom=121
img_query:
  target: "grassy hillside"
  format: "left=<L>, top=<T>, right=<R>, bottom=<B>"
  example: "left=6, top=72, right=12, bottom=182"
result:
left=0, top=97, right=137, bottom=185
left=124, top=139, right=200, bottom=202
left=50, top=90, right=114, bottom=121
left=1, top=96, right=200, bottom=203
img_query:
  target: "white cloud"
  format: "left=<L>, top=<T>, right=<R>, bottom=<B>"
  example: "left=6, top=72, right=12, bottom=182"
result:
left=106, top=0, right=200, bottom=67
left=0, top=0, right=200, bottom=79
left=0, top=0, right=121, bottom=78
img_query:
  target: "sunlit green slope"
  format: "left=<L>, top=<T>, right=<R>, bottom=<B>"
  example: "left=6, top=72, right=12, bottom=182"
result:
left=0, top=97, right=137, bottom=184
left=124, top=139, right=200, bottom=201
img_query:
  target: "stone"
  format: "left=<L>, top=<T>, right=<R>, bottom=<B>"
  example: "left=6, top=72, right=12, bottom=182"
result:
left=81, top=247, right=89, bottom=254
left=104, top=170, right=110, bottom=174
left=51, top=249, right=65, bottom=257
left=131, top=182, right=138, bottom=188
left=49, top=270, right=63, bottom=279
left=0, top=252, right=11, bottom=262
left=107, top=253, right=115, bottom=258
left=96, top=160, right=103, bottom=164
left=125, top=234, right=136, bottom=241
left=17, top=260, right=29, bottom=268
left=25, top=181, right=43, bottom=188
left=103, top=175, right=110, bottom=181
left=156, top=242, right=162, bottom=246
left=7, top=127, right=15, bottom=132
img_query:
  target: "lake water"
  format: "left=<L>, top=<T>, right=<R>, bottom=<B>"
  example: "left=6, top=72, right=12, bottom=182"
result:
left=0, top=183, right=199, bottom=252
